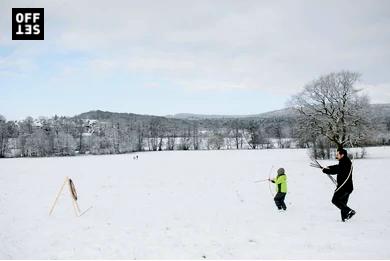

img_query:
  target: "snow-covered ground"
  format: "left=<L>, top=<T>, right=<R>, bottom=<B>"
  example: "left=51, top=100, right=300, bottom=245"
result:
left=1, top=147, right=390, bottom=259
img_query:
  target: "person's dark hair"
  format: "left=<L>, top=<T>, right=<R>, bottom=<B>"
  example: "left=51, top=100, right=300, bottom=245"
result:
left=337, top=148, right=348, bottom=157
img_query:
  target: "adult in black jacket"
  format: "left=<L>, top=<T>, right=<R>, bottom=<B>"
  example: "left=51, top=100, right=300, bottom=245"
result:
left=322, top=148, right=356, bottom=222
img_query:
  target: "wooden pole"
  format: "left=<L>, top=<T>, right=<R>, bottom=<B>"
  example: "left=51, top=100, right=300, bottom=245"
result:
left=49, top=177, right=69, bottom=216
left=68, top=179, right=80, bottom=217
left=72, top=199, right=79, bottom=217
left=79, top=206, right=93, bottom=217
left=74, top=200, right=81, bottom=214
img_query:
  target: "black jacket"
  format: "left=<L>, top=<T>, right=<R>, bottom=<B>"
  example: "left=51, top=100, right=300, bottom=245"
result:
left=322, top=156, right=353, bottom=193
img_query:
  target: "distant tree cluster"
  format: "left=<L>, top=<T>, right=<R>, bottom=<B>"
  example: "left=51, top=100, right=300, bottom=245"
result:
left=0, top=111, right=298, bottom=158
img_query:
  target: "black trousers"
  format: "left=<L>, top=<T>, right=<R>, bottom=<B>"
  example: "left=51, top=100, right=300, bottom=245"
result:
left=332, top=190, right=352, bottom=220
left=274, top=192, right=287, bottom=210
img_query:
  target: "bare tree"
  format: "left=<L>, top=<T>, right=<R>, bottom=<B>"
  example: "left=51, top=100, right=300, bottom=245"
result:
left=191, top=121, right=200, bottom=150
left=207, top=131, right=225, bottom=150
left=146, top=117, right=162, bottom=151
left=24, top=129, right=51, bottom=157
left=0, top=115, right=7, bottom=157
left=244, top=120, right=265, bottom=149
left=178, top=127, right=191, bottom=150
left=0, top=115, right=18, bottom=157
left=75, top=118, right=84, bottom=153
left=228, top=119, right=244, bottom=149
left=166, top=124, right=178, bottom=150
left=291, top=71, right=370, bottom=149
left=135, top=122, right=145, bottom=151
left=53, top=132, right=76, bottom=156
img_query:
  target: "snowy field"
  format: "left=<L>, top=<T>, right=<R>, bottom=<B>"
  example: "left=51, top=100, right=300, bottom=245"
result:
left=1, top=147, right=390, bottom=259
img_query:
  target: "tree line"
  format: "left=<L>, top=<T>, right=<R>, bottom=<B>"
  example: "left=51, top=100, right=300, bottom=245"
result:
left=1, top=107, right=388, bottom=158
left=0, top=112, right=298, bottom=158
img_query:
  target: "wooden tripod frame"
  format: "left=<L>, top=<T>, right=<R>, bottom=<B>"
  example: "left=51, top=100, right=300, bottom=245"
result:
left=49, top=176, right=82, bottom=217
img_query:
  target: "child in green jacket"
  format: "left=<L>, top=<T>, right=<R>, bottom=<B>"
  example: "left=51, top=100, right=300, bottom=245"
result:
left=269, top=168, right=287, bottom=211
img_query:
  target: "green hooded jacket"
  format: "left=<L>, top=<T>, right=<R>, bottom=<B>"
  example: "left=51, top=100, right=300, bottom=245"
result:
left=274, top=174, right=287, bottom=193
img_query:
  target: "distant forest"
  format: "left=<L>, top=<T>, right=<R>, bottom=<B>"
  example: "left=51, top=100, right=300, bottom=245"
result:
left=1, top=104, right=390, bottom=158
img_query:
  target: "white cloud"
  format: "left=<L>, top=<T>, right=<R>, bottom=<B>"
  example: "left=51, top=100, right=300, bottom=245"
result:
left=1, top=0, right=390, bottom=99
left=359, top=83, right=390, bottom=104
left=0, top=53, right=38, bottom=76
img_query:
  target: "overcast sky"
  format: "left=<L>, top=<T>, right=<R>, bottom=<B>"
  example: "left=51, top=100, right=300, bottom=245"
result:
left=1, top=0, right=390, bottom=120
